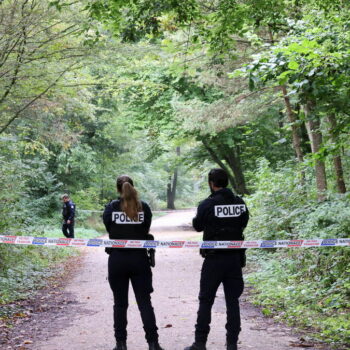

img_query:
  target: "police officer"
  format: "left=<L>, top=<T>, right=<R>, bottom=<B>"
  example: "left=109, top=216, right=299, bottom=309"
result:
left=103, top=175, right=165, bottom=350
left=185, top=169, right=249, bottom=350
left=61, top=194, right=75, bottom=238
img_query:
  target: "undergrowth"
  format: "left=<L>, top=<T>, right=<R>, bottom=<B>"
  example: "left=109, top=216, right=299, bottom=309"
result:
left=245, top=160, right=350, bottom=347
left=0, top=224, right=100, bottom=314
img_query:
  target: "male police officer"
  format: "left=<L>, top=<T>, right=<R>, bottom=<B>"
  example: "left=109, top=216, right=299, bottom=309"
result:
left=185, top=169, right=249, bottom=350
left=61, top=194, right=76, bottom=238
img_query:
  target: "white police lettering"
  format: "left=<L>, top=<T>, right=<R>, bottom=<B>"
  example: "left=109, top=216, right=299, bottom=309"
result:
left=214, top=205, right=246, bottom=218
left=112, top=212, right=144, bottom=224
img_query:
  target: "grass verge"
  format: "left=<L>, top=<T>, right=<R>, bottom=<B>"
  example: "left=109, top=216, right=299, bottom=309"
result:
left=0, top=225, right=99, bottom=317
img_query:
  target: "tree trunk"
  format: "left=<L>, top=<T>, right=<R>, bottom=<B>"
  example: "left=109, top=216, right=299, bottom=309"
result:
left=222, top=147, right=249, bottom=195
left=304, top=102, right=327, bottom=201
left=328, top=114, right=347, bottom=193
left=300, top=119, right=312, bottom=154
left=201, top=139, right=237, bottom=191
left=281, top=86, right=304, bottom=163
left=281, top=86, right=305, bottom=186
left=166, top=147, right=180, bottom=209
left=167, top=176, right=176, bottom=209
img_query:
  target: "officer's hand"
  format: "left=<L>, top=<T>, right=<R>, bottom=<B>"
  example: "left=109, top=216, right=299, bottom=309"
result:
left=67, top=220, right=71, bottom=224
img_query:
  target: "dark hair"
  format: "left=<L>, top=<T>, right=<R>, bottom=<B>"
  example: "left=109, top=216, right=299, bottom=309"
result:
left=116, top=175, right=142, bottom=221
left=208, top=168, right=228, bottom=188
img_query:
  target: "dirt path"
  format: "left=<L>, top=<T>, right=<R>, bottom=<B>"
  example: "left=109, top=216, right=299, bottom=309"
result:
left=3, top=211, right=332, bottom=350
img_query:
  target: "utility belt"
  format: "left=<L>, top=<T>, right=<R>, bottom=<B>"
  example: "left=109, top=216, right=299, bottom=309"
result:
left=109, top=248, right=147, bottom=252
left=200, top=248, right=246, bottom=267
left=105, top=234, right=155, bottom=267
left=201, top=227, right=246, bottom=267
left=201, top=249, right=241, bottom=255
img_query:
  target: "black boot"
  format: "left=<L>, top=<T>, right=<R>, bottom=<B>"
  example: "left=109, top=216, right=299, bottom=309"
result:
left=113, top=340, right=127, bottom=350
left=227, top=344, right=237, bottom=350
left=184, top=343, right=207, bottom=350
left=148, top=342, right=165, bottom=350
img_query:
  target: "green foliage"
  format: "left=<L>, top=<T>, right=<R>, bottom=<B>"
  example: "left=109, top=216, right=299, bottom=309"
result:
left=247, top=248, right=350, bottom=345
left=56, top=144, right=98, bottom=191
left=0, top=2, right=349, bottom=347
left=73, top=188, right=102, bottom=210
left=0, top=139, right=63, bottom=231
left=246, top=159, right=350, bottom=240
left=243, top=13, right=350, bottom=106
left=86, top=0, right=199, bottom=41
left=0, top=244, right=75, bottom=306
left=245, top=160, right=350, bottom=346
left=0, top=0, right=93, bottom=134
left=0, top=224, right=100, bottom=309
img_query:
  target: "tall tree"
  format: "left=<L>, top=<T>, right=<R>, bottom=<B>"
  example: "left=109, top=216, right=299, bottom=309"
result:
left=0, top=0, right=92, bottom=134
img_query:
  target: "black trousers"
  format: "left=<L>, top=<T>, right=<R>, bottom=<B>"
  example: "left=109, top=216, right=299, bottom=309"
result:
left=62, top=222, right=74, bottom=238
left=108, top=250, right=159, bottom=343
left=195, top=252, right=244, bottom=345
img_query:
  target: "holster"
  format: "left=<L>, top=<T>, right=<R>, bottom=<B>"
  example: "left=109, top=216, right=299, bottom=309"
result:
left=200, top=248, right=215, bottom=258
left=146, top=234, right=156, bottom=267
left=148, top=248, right=155, bottom=267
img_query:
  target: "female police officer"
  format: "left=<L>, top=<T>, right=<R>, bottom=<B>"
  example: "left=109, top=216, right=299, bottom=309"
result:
left=103, top=175, right=164, bottom=350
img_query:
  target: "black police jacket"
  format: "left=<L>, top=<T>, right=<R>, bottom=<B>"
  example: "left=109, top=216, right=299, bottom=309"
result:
left=103, top=199, right=152, bottom=240
left=62, top=200, right=75, bottom=222
left=193, top=188, right=249, bottom=244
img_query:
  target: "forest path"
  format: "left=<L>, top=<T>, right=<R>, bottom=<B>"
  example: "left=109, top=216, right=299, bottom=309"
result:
left=15, top=210, right=329, bottom=350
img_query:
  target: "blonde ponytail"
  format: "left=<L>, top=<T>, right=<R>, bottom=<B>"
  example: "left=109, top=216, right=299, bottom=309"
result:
left=118, top=178, right=142, bottom=221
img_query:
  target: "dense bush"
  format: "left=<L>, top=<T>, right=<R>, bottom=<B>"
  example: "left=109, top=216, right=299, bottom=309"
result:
left=245, top=160, right=350, bottom=346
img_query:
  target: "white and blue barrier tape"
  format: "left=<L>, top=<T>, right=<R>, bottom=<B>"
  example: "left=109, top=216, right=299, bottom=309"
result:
left=0, top=235, right=349, bottom=249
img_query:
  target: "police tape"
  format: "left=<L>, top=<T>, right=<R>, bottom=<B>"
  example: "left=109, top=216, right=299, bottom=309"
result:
left=78, top=209, right=177, bottom=214
left=0, top=235, right=349, bottom=249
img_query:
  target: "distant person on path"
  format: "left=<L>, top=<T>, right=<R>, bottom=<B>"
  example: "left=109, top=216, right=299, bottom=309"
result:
left=61, top=194, right=75, bottom=238
left=103, top=175, right=165, bottom=350
left=185, top=168, right=249, bottom=350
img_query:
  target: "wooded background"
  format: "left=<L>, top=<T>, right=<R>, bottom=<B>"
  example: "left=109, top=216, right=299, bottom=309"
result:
left=0, top=0, right=349, bottom=346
